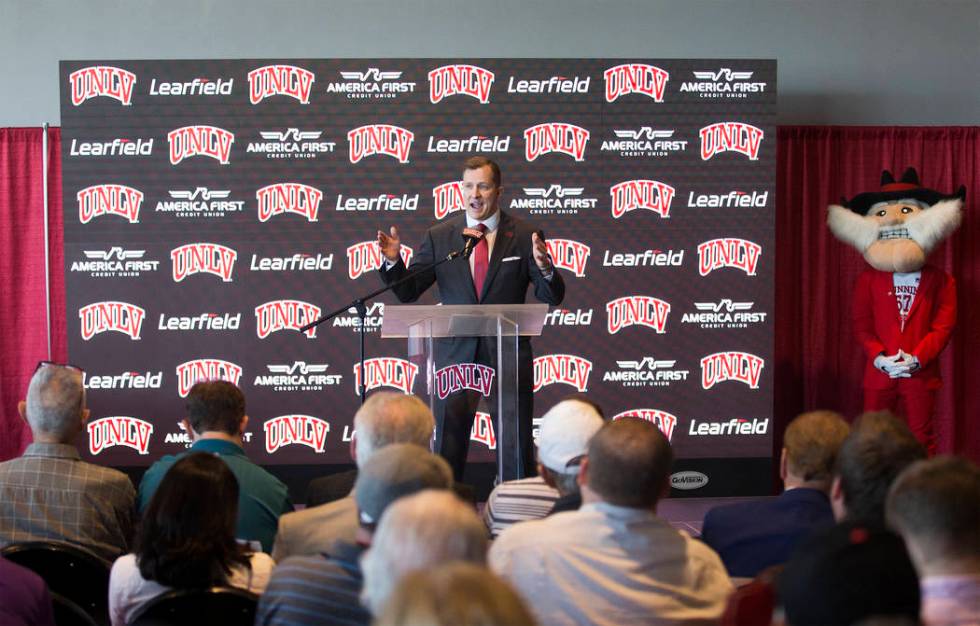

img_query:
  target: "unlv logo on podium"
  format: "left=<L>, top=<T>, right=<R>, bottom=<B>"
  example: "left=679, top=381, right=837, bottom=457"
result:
left=264, top=415, right=330, bottom=454
left=247, top=64, right=315, bottom=105
left=88, top=416, right=153, bottom=455
left=428, top=64, right=495, bottom=104
left=471, top=412, right=496, bottom=450
left=69, top=66, right=136, bottom=106
left=353, top=357, right=419, bottom=395
left=603, top=64, right=669, bottom=102
left=175, top=359, right=243, bottom=398
left=612, top=408, right=677, bottom=441
left=435, top=364, right=495, bottom=400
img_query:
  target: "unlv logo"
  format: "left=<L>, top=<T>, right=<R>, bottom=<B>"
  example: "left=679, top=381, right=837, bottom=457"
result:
left=609, top=180, right=676, bottom=219
left=247, top=64, right=315, bottom=105
left=77, top=184, right=143, bottom=224
left=545, top=239, right=590, bottom=277
left=471, top=412, right=496, bottom=450
left=524, top=123, right=590, bottom=162
left=432, top=181, right=466, bottom=219
left=264, top=415, right=330, bottom=454
left=170, top=243, right=237, bottom=282
left=256, top=183, right=323, bottom=222
left=603, top=64, right=670, bottom=102
left=700, top=351, right=765, bottom=389
left=606, top=296, right=670, bottom=334
left=88, top=416, right=153, bottom=455
left=699, top=122, right=764, bottom=160
left=428, top=64, right=495, bottom=104
left=353, top=357, right=419, bottom=395
left=612, top=409, right=677, bottom=442
left=533, top=354, right=592, bottom=393
left=347, top=241, right=413, bottom=280
left=175, top=359, right=243, bottom=398
left=697, top=238, right=761, bottom=276
left=255, top=300, right=322, bottom=339
left=69, top=66, right=136, bottom=106
left=168, top=126, right=234, bottom=165
left=435, top=364, right=495, bottom=400
left=79, top=301, right=145, bottom=341
left=347, top=125, right=414, bottom=164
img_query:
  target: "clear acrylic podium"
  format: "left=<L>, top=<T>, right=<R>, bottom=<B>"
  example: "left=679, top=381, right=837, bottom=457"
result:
left=381, top=303, right=549, bottom=484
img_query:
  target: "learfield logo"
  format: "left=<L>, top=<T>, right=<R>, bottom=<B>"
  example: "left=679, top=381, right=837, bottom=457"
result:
left=428, top=64, right=495, bottom=104
left=79, top=301, right=145, bottom=341
left=149, top=76, right=233, bottom=96
left=87, top=417, right=153, bottom=455
left=544, top=307, right=593, bottom=327
left=336, top=193, right=418, bottom=212
left=609, top=180, right=675, bottom=219
left=507, top=74, right=590, bottom=94
left=157, top=312, right=241, bottom=332
left=427, top=134, right=511, bottom=153
left=612, top=408, right=677, bottom=441
left=689, top=417, right=770, bottom=436
left=347, top=124, right=414, bottom=163
left=256, top=183, right=323, bottom=222
left=699, top=122, right=764, bottom=160
left=327, top=67, right=416, bottom=99
left=247, top=128, right=336, bottom=159
left=680, top=68, right=767, bottom=99
left=433, top=181, right=466, bottom=219
left=471, top=412, right=496, bottom=450
left=697, top=238, right=761, bottom=276
left=175, top=359, right=243, bottom=398
left=255, top=300, right=322, bottom=339
left=682, top=299, right=768, bottom=329
left=700, top=351, right=765, bottom=389
left=334, top=302, right=386, bottom=332
left=347, top=241, right=413, bottom=280
left=168, top=125, right=234, bottom=165
left=435, top=363, right=495, bottom=400
left=524, top=123, right=590, bottom=161
left=510, top=185, right=598, bottom=216
left=254, top=362, right=342, bottom=392
left=606, top=296, right=670, bottom=334
left=602, top=128, right=688, bottom=158
left=73, top=247, right=159, bottom=278
left=603, top=357, right=690, bottom=388
left=688, top=189, right=769, bottom=208
left=170, top=243, right=237, bottom=282
left=77, top=184, right=143, bottom=224
left=248, top=64, right=315, bottom=105
left=265, top=415, right=330, bottom=454
left=83, top=371, right=163, bottom=390
left=69, top=137, right=153, bottom=157
left=353, top=357, right=418, bottom=395
left=250, top=252, right=334, bottom=272
left=533, top=354, right=592, bottom=393
left=603, top=248, right=683, bottom=268
left=69, top=66, right=136, bottom=106
left=157, top=188, right=245, bottom=218
left=545, top=239, right=590, bottom=277
left=603, top=64, right=669, bottom=102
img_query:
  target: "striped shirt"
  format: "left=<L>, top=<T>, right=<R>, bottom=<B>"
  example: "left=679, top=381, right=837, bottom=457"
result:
left=482, top=476, right=559, bottom=539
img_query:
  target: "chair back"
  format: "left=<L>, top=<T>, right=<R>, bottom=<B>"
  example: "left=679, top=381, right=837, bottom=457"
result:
left=51, top=592, right=99, bottom=626
left=129, top=586, right=259, bottom=626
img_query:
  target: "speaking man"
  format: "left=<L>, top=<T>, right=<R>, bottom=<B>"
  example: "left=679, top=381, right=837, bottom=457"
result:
left=377, top=156, right=564, bottom=480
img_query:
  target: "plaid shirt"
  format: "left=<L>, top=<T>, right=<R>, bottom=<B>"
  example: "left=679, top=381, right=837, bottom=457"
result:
left=0, top=443, right=136, bottom=562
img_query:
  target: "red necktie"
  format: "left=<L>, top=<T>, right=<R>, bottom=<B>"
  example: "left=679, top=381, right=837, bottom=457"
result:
left=472, top=223, right=489, bottom=300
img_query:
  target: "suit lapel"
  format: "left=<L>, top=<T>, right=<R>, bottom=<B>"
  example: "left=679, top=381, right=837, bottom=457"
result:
left=449, top=218, right=479, bottom=302
left=480, top=211, right=517, bottom=301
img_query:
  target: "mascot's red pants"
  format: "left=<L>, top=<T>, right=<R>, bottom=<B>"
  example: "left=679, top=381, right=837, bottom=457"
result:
left=864, top=385, right=936, bottom=455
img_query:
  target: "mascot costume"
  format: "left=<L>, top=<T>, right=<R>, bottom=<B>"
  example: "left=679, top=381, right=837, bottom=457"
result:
left=827, top=168, right=965, bottom=454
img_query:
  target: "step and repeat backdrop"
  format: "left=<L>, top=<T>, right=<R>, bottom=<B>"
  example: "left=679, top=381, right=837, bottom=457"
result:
left=61, top=58, right=775, bottom=495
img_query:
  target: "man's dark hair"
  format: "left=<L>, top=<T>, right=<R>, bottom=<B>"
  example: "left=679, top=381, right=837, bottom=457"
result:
left=186, top=380, right=245, bottom=435
left=836, top=411, right=925, bottom=524
left=463, top=156, right=501, bottom=187
left=586, top=417, right=673, bottom=508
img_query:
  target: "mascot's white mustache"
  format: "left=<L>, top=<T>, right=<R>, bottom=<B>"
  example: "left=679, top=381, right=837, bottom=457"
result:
left=827, top=198, right=962, bottom=253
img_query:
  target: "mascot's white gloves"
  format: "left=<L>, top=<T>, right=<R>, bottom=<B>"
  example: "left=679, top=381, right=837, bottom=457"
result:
left=874, top=352, right=913, bottom=378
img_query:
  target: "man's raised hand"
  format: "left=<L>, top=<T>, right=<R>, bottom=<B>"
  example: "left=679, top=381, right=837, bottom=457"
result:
left=377, top=226, right=401, bottom=263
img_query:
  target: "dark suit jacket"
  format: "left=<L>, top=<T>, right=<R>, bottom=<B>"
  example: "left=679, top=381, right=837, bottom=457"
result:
left=700, top=487, right=835, bottom=577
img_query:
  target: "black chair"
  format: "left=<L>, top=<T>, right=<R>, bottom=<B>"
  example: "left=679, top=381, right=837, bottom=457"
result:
left=51, top=592, right=99, bottom=626
left=0, top=540, right=111, bottom=626
left=129, top=586, right=259, bottom=626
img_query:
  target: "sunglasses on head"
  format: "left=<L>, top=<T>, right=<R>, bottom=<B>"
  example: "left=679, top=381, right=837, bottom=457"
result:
left=35, top=360, right=84, bottom=375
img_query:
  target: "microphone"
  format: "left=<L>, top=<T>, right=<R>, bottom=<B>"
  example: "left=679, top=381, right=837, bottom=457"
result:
left=459, top=227, right=485, bottom=259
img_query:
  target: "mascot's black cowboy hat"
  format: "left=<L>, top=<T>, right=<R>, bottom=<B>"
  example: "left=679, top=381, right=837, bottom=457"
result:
left=843, top=167, right=966, bottom=215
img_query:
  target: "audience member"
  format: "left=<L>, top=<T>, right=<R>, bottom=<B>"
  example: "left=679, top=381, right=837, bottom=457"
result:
left=701, top=410, right=849, bottom=577
left=256, top=444, right=453, bottom=626
left=0, top=556, right=55, bottom=626
left=375, top=562, right=538, bottom=626
left=483, top=398, right=603, bottom=538
left=272, top=391, right=434, bottom=560
left=137, top=381, right=291, bottom=552
left=360, top=490, right=488, bottom=616
left=110, top=453, right=273, bottom=626
left=490, top=417, right=733, bottom=626
left=0, top=362, right=135, bottom=562
left=886, top=456, right=980, bottom=626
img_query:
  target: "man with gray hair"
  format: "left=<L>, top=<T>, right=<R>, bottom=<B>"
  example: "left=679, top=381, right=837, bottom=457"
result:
left=272, top=391, right=435, bottom=560
left=0, top=362, right=135, bottom=562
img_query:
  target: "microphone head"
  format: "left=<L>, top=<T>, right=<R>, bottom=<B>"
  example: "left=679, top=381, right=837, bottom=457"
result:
left=462, top=227, right=484, bottom=241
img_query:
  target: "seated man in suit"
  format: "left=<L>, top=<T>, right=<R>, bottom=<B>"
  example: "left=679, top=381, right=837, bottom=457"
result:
left=701, top=410, right=850, bottom=577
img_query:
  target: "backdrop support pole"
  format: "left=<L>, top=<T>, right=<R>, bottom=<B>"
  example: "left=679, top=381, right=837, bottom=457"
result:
left=42, top=123, right=51, bottom=360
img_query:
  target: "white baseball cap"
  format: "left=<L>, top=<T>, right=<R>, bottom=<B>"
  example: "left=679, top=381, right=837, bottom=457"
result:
left=537, top=399, right=604, bottom=474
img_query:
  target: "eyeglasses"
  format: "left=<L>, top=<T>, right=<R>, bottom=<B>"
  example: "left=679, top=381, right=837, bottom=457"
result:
left=35, top=360, right=84, bottom=375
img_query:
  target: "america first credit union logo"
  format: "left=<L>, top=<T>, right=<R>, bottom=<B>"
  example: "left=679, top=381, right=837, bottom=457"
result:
left=545, top=239, right=590, bottom=277
left=168, top=126, right=234, bottom=165
left=79, top=301, right=145, bottom=341
left=533, top=354, right=592, bottom=393
left=682, top=299, right=768, bottom=329
left=700, top=351, right=765, bottom=389
left=347, top=241, right=414, bottom=280
left=699, top=122, right=764, bottom=160
left=334, top=302, right=385, bottom=333
left=327, top=67, right=416, bottom=99
left=158, top=187, right=245, bottom=218
left=609, top=180, right=675, bottom=219
left=69, top=66, right=136, bottom=106
left=353, top=357, right=419, bottom=395
left=248, top=64, right=315, bottom=105
left=433, top=181, right=466, bottom=219
left=254, top=362, right=342, bottom=392
left=524, top=123, right=589, bottom=161
left=435, top=363, right=495, bottom=400
left=612, top=409, right=677, bottom=441
left=247, top=128, right=336, bottom=159
left=88, top=417, right=153, bottom=455
left=265, top=415, right=330, bottom=454
left=348, top=125, right=414, bottom=164
left=603, top=64, right=670, bottom=102
left=697, top=238, right=761, bottom=276
left=256, top=183, right=323, bottom=222
left=428, top=64, right=495, bottom=104
left=175, top=359, right=243, bottom=398
left=77, top=184, right=143, bottom=224
left=604, top=357, right=690, bottom=388
left=601, top=128, right=688, bottom=158
left=606, top=296, right=670, bottom=334
left=511, top=185, right=598, bottom=216
left=680, top=68, right=767, bottom=99
left=255, top=300, right=322, bottom=339
left=170, top=243, right=237, bottom=282
left=73, top=247, right=159, bottom=278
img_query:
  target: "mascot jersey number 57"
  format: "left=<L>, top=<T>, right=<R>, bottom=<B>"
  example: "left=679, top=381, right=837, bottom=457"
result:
left=828, top=168, right=965, bottom=453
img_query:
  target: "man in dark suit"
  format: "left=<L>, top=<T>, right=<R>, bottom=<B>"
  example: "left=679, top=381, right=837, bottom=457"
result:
left=377, top=156, right=564, bottom=480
